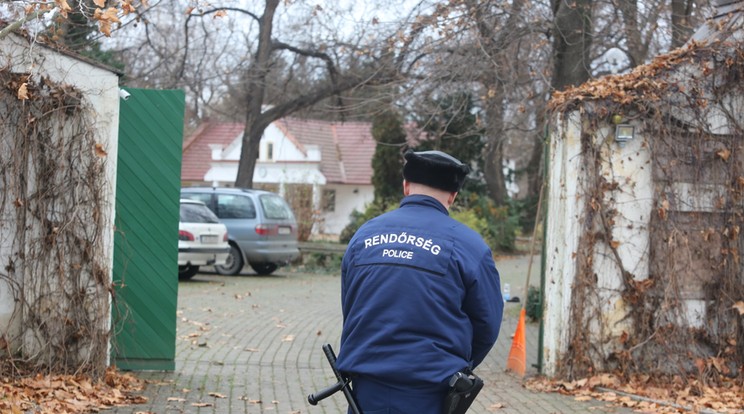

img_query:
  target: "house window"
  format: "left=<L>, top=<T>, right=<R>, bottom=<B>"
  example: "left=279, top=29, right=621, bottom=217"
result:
left=267, top=143, right=274, bottom=160
left=322, top=189, right=336, bottom=212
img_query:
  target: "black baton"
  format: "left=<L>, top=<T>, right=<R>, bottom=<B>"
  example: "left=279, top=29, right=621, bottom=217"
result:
left=307, top=344, right=363, bottom=414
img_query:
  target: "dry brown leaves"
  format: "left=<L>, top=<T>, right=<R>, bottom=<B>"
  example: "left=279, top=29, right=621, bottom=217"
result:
left=526, top=373, right=744, bottom=413
left=549, top=41, right=707, bottom=110
left=0, top=367, right=146, bottom=414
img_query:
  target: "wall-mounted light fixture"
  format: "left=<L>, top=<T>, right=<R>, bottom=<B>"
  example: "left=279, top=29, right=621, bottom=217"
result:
left=615, top=124, right=635, bottom=147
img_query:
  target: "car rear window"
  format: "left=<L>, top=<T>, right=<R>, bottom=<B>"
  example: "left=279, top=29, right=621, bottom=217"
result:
left=181, top=192, right=212, bottom=206
left=260, top=195, right=294, bottom=220
left=180, top=202, right=220, bottom=223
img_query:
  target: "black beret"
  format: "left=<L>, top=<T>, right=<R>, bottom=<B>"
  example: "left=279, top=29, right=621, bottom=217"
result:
left=402, top=149, right=470, bottom=192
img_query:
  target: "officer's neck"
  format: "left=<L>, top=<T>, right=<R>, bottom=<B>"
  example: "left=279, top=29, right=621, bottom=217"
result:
left=403, top=180, right=457, bottom=210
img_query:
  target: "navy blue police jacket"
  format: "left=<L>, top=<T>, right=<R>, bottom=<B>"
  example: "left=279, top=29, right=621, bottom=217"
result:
left=336, top=194, right=503, bottom=390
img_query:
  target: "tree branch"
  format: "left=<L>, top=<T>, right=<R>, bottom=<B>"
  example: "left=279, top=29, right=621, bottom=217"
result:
left=178, top=7, right=261, bottom=79
left=0, top=9, right=49, bottom=40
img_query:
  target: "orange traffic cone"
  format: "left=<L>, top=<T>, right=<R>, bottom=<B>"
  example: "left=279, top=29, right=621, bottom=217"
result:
left=506, top=307, right=527, bottom=376
left=505, top=182, right=545, bottom=377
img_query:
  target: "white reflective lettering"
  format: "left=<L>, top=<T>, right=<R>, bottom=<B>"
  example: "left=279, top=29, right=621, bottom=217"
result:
left=364, top=232, right=440, bottom=257
left=381, top=249, right=413, bottom=260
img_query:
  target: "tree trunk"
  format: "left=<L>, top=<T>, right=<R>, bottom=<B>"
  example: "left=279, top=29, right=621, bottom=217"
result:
left=467, top=0, right=525, bottom=206
left=481, top=97, right=508, bottom=205
left=551, top=0, right=594, bottom=90
left=235, top=0, right=279, bottom=188
left=671, top=0, right=695, bottom=49
left=524, top=0, right=594, bottom=222
left=483, top=138, right=508, bottom=205
left=618, top=0, right=644, bottom=67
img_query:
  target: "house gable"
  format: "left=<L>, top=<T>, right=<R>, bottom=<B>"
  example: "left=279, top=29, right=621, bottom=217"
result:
left=181, top=122, right=244, bottom=183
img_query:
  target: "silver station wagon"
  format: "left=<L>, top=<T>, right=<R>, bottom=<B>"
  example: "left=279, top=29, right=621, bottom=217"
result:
left=180, top=187, right=301, bottom=275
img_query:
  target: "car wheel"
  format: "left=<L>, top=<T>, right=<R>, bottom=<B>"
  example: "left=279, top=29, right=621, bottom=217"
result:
left=215, top=244, right=244, bottom=275
left=178, top=265, right=199, bottom=280
left=249, top=262, right=278, bottom=276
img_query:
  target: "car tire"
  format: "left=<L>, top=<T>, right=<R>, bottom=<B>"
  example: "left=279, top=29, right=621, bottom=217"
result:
left=249, top=262, right=278, bottom=276
left=215, top=244, right=243, bottom=275
left=178, top=265, right=199, bottom=280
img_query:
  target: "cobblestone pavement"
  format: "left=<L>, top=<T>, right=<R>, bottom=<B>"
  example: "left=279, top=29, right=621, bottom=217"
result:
left=111, top=256, right=636, bottom=414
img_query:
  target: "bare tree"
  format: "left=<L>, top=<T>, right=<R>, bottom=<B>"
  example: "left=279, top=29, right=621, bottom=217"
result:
left=551, top=0, right=595, bottom=91
left=114, top=0, right=430, bottom=187
left=590, top=0, right=711, bottom=75
left=110, top=0, right=712, bottom=204
left=671, top=0, right=698, bottom=48
left=0, top=0, right=145, bottom=41
left=231, top=0, right=435, bottom=187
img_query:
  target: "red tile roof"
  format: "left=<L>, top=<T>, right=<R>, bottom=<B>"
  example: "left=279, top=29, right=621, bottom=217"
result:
left=181, top=122, right=245, bottom=182
left=181, top=118, right=376, bottom=185
left=332, top=122, right=377, bottom=184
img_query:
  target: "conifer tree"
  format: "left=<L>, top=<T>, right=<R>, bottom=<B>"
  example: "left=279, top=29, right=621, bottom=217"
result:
left=371, top=110, right=406, bottom=206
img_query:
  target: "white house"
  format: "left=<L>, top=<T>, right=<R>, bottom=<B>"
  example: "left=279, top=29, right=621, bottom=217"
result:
left=181, top=118, right=377, bottom=236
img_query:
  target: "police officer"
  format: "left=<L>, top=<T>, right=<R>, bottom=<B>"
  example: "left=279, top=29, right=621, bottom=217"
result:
left=336, top=149, right=504, bottom=413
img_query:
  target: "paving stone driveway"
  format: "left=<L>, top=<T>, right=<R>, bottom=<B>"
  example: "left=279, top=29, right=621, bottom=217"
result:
left=111, top=258, right=635, bottom=414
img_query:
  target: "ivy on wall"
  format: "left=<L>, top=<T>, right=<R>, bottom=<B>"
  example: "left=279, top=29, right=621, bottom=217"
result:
left=549, top=35, right=744, bottom=384
left=0, top=70, right=110, bottom=378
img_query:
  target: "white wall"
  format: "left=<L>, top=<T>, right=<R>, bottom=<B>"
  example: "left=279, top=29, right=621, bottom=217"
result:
left=262, top=123, right=319, bottom=162
left=0, top=213, right=15, bottom=339
left=543, top=111, right=584, bottom=377
left=0, top=136, right=15, bottom=335
left=543, top=107, right=730, bottom=376
left=0, top=33, right=120, bottom=354
left=206, top=123, right=325, bottom=187
left=543, top=112, right=657, bottom=376
left=320, top=184, right=374, bottom=235
left=593, top=124, right=654, bottom=341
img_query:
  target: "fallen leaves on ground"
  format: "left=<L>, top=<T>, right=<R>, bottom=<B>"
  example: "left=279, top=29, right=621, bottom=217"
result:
left=0, top=367, right=146, bottom=414
left=526, top=373, right=744, bottom=413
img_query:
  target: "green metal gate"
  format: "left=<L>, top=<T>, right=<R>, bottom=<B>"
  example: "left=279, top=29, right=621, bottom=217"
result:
left=112, top=88, right=185, bottom=370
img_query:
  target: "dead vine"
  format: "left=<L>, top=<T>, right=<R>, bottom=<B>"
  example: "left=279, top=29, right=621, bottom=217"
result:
left=550, top=35, right=744, bottom=384
left=0, top=70, right=111, bottom=379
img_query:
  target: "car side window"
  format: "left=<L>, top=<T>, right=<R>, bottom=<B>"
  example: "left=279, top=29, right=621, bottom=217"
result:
left=216, top=194, right=257, bottom=219
left=260, top=195, right=293, bottom=220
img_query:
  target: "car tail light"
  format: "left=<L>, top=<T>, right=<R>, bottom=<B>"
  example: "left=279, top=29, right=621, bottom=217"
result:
left=223, top=232, right=229, bottom=242
left=255, top=224, right=277, bottom=236
left=179, top=230, right=195, bottom=241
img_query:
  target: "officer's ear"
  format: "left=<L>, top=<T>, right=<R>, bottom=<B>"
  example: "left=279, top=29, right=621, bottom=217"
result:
left=403, top=180, right=411, bottom=196
left=447, top=192, right=457, bottom=206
